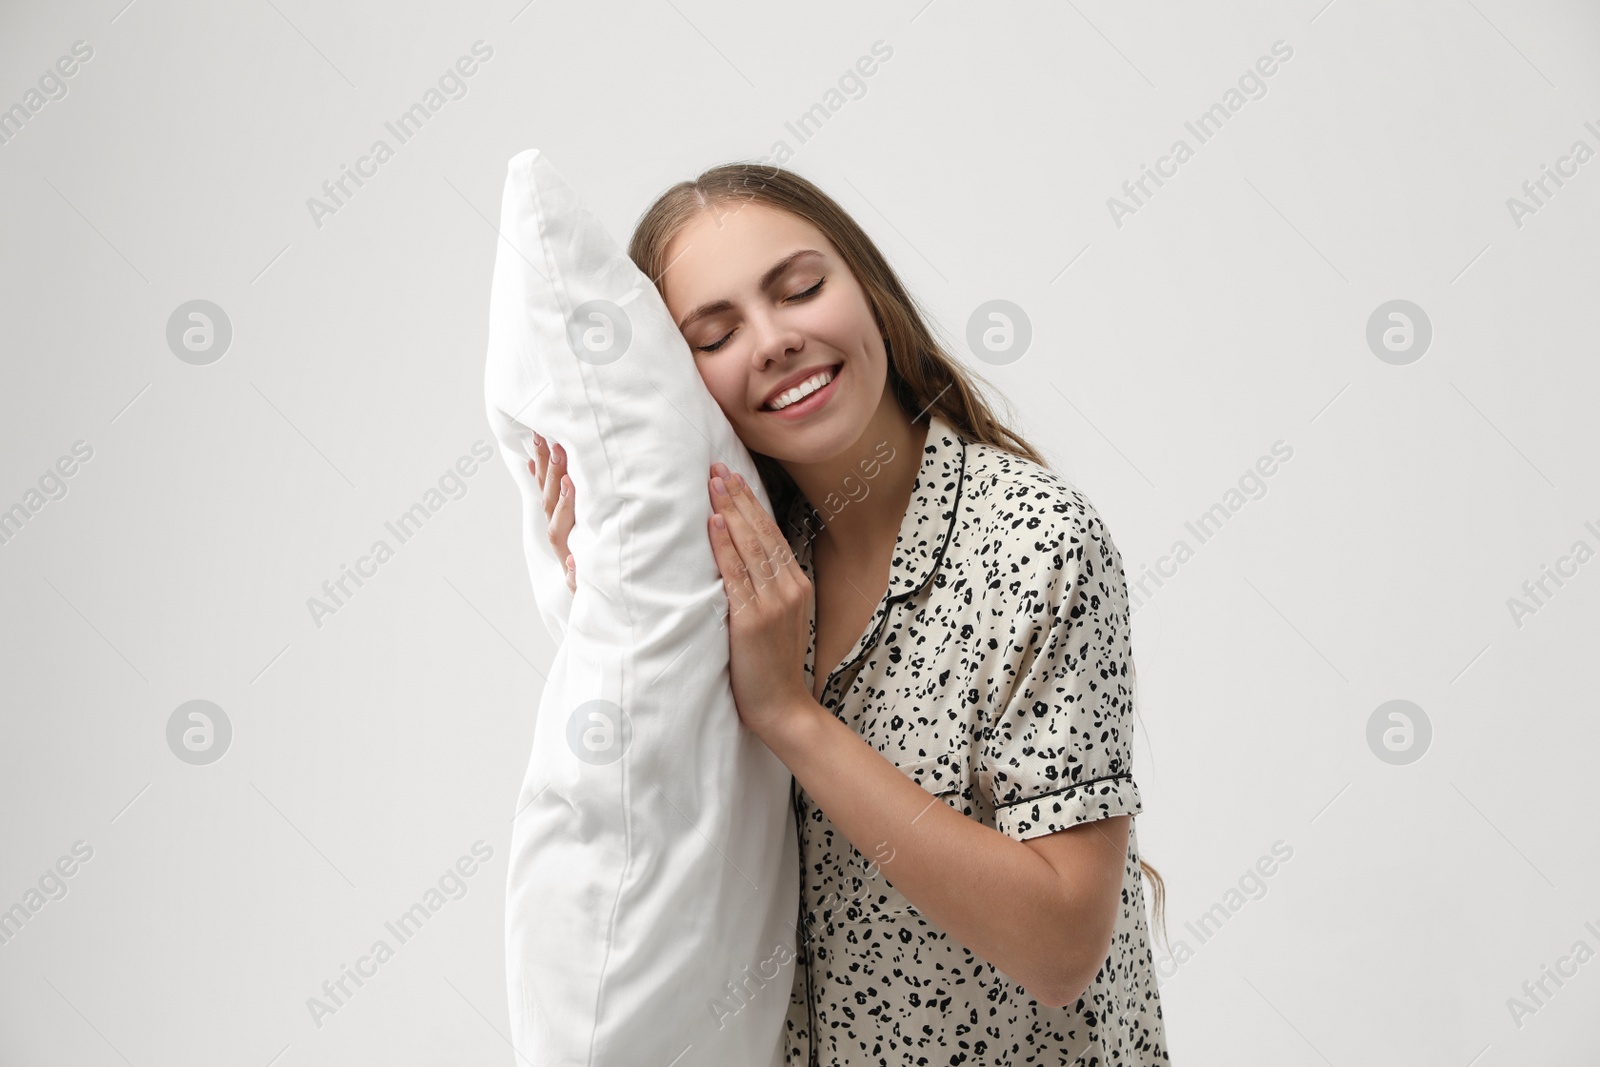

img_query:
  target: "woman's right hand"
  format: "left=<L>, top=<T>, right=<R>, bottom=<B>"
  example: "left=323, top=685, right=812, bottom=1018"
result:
left=528, top=432, right=577, bottom=594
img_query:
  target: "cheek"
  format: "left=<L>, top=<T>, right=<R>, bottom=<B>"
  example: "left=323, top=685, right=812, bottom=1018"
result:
left=808, top=290, right=876, bottom=346
left=697, top=362, right=746, bottom=417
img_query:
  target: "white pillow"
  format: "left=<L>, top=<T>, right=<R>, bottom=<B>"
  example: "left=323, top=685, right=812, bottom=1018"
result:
left=483, top=148, right=799, bottom=1067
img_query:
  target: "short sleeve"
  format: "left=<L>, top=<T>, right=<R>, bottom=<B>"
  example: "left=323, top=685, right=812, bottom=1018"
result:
left=979, top=489, right=1142, bottom=842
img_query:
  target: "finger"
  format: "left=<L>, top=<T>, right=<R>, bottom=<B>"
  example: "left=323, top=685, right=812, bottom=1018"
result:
left=711, top=476, right=788, bottom=596
left=549, top=475, right=576, bottom=560
left=539, top=440, right=566, bottom=524
left=715, top=471, right=799, bottom=587
left=530, top=432, right=548, bottom=489
left=564, top=553, right=576, bottom=595
left=708, top=512, right=756, bottom=613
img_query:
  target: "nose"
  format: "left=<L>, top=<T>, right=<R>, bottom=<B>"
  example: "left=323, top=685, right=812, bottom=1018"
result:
left=747, top=305, right=804, bottom=370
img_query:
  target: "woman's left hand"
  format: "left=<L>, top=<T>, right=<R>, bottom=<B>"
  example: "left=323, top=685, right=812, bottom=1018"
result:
left=707, top=462, right=814, bottom=743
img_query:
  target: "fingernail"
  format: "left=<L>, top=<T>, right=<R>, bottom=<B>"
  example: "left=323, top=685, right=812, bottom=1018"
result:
left=560, top=478, right=570, bottom=497
left=729, top=472, right=745, bottom=491
left=532, top=432, right=544, bottom=446
left=712, top=476, right=728, bottom=496
left=553, top=444, right=564, bottom=463
left=711, top=461, right=728, bottom=478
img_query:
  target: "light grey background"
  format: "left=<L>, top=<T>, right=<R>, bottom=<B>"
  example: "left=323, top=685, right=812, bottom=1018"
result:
left=2, top=0, right=1597, bottom=1063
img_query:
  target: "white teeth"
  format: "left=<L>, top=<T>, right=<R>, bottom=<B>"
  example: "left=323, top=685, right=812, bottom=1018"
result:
left=766, top=367, right=836, bottom=411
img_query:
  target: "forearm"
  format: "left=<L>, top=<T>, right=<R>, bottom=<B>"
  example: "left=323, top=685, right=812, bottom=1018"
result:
left=764, top=696, right=1100, bottom=1007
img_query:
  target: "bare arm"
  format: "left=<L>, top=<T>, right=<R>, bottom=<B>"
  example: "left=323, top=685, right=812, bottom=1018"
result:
left=762, top=700, right=1129, bottom=1009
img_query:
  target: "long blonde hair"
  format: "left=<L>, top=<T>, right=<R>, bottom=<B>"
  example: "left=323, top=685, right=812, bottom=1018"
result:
left=626, top=161, right=1167, bottom=944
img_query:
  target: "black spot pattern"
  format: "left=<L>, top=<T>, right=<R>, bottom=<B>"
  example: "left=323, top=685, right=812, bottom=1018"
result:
left=778, top=413, right=1169, bottom=1066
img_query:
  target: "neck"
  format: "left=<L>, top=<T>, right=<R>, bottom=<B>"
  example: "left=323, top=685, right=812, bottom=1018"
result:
left=780, top=391, right=929, bottom=559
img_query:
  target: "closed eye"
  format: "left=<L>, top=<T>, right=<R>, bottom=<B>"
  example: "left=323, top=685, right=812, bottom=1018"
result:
left=792, top=277, right=825, bottom=300
left=693, top=277, right=827, bottom=354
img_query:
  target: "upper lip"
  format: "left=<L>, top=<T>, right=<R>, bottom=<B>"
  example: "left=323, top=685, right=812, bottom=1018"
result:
left=760, top=364, right=841, bottom=409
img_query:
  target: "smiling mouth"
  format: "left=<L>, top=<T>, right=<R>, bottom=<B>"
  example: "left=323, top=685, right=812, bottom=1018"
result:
left=762, top=363, right=843, bottom=412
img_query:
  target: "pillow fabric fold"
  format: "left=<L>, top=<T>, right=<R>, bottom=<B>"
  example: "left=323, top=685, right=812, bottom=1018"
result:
left=483, top=149, right=799, bottom=1067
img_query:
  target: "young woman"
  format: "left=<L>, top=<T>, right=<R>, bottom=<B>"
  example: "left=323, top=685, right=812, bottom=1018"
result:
left=527, top=164, right=1170, bottom=1065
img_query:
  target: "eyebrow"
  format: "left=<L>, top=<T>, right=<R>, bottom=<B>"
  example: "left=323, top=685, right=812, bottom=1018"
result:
left=675, top=249, right=825, bottom=330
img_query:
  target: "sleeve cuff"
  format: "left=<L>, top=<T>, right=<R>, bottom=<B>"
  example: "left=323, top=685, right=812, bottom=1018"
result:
left=992, top=773, right=1142, bottom=841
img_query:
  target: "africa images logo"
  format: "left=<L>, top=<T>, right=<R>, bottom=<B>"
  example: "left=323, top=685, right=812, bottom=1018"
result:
left=305, top=41, right=494, bottom=229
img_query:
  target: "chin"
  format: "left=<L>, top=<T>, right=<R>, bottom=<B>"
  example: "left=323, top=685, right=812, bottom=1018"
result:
left=757, top=414, right=866, bottom=467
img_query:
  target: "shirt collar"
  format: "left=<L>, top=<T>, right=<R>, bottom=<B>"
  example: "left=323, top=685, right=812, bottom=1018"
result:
left=784, top=411, right=968, bottom=599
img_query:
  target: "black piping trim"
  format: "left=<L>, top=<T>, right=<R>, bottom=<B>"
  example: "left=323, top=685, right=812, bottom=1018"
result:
left=993, top=771, right=1134, bottom=811
left=892, top=424, right=968, bottom=601
left=819, top=427, right=968, bottom=702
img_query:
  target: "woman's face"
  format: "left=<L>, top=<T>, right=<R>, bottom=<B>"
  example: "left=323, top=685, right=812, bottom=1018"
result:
left=659, top=200, right=888, bottom=464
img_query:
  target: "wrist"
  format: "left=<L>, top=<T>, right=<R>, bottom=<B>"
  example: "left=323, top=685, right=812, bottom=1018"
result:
left=758, top=691, right=830, bottom=764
